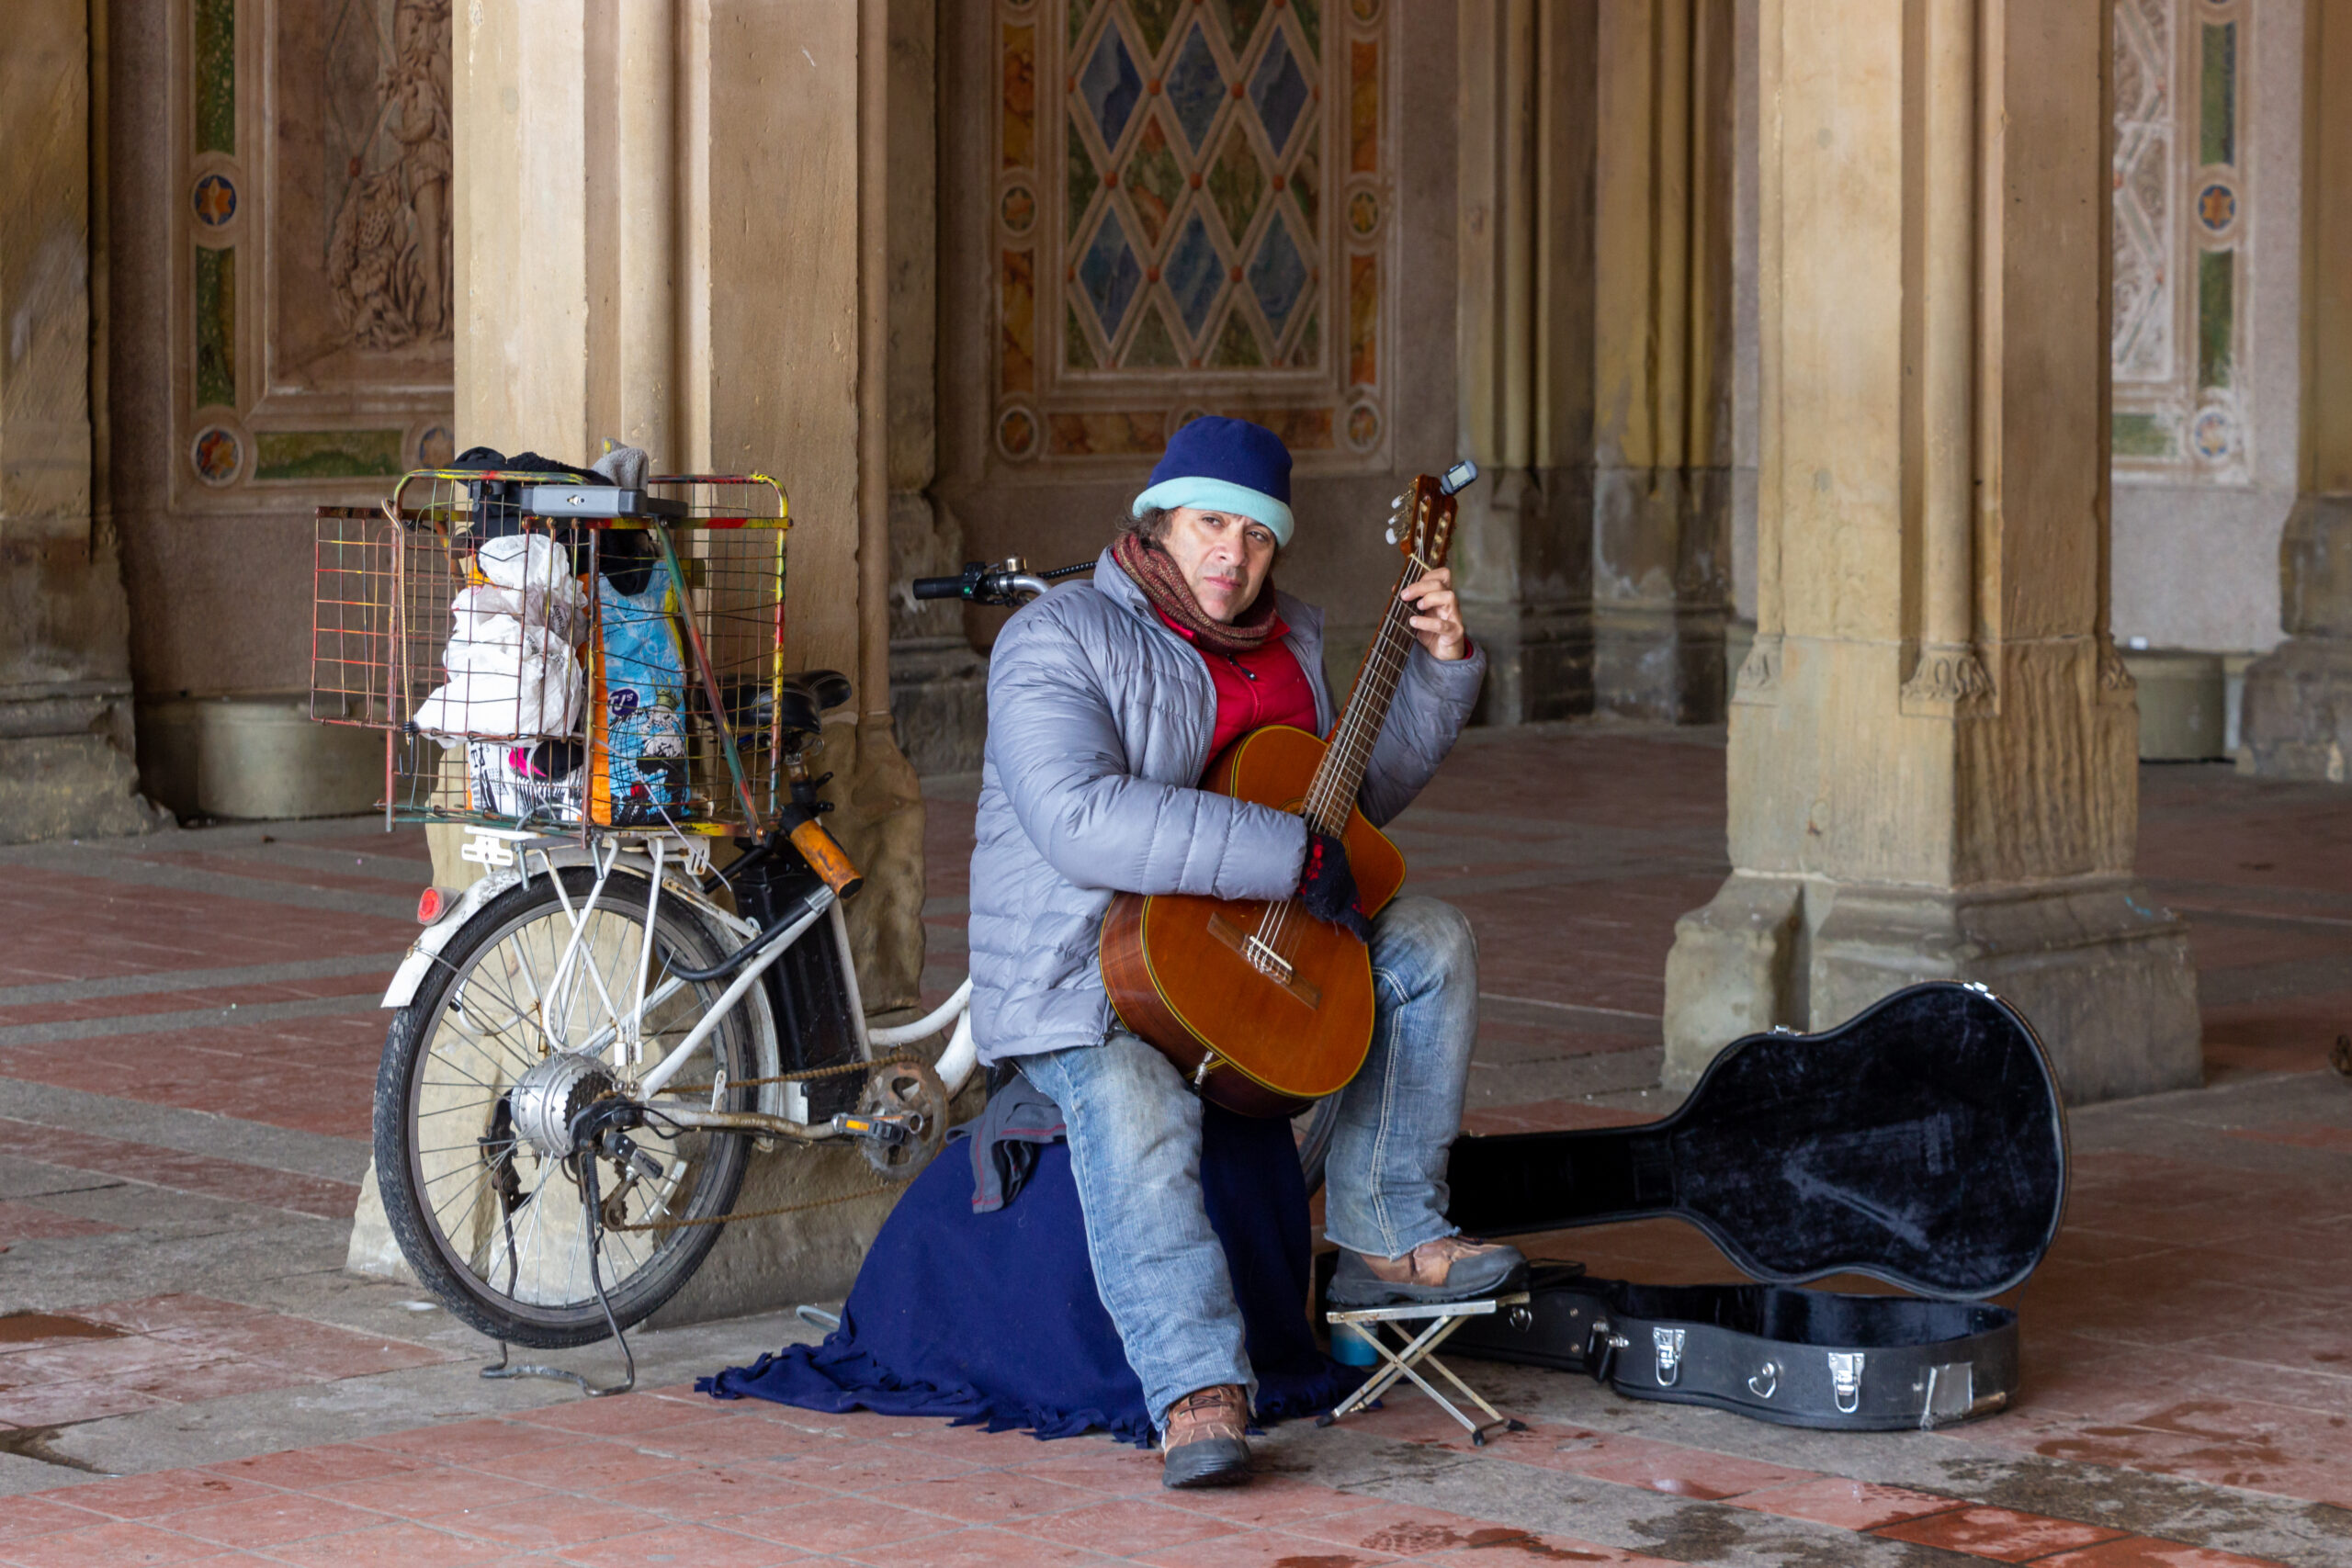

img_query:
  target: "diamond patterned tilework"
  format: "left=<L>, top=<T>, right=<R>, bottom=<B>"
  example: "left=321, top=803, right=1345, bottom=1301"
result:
left=1249, top=28, right=1311, bottom=156
left=1066, top=111, right=1099, bottom=239
left=1125, top=303, right=1182, bottom=367
left=1079, top=208, right=1144, bottom=339
left=1211, top=310, right=1263, bottom=368
left=1208, top=122, right=1268, bottom=244
left=1163, top=213, right=1225, bottom=339
left=1166, top=25, right=1226, bottom=153
left=1213, top=0, right=1269, bottom=57
left=1065, top=303, right=1097, bottom=369
left=1289, top=308, right=1318, bottom=367
left=1128, top=0, right=1186, bottom=59
left=1068, top=0, right=1094, bottom=52
left=1124, top=117, right=1185, bottom=250
left=1295, top=0, right=1322, bottom=60
left=1290, top=126, right=1320, bottom=227
left=1248, top=216, right=1309, bottom=341
left=1080, top=24, right=1144, bottom=152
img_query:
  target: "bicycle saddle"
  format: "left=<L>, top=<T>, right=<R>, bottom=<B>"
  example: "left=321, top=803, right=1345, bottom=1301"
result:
left=772, top=669, right=854, bottom=740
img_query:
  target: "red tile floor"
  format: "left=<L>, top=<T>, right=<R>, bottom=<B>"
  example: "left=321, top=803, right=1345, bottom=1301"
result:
left=1, top=725, right=2349, bottom=1564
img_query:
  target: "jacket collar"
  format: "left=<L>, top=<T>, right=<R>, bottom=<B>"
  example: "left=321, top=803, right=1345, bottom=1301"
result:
left=1091, top=544, right=1331, bottom=734
left=1092, top=543, right=1314, bottom=640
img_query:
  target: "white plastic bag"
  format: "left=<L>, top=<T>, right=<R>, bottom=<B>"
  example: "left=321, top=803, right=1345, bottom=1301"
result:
left=413, top=637, right=583, bottom=740
left=452, top=581, right=585, bottom=645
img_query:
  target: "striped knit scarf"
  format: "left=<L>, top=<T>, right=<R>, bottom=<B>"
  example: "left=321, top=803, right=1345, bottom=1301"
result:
left=1112, top=532, right=1279, bottom=657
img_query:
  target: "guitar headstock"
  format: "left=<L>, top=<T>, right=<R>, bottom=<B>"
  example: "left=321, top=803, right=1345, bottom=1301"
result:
left=1384, top=459, right=1478, bottom=569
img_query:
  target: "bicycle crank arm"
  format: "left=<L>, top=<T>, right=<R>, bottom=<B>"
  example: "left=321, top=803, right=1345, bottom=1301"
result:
left=654, top=1106, right=928, bottom=1148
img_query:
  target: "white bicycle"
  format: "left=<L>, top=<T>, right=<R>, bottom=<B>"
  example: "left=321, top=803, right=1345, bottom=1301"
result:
left=370, top=669, right=980, bottom=1355
left=346, top=536, right=1340, bottom=1377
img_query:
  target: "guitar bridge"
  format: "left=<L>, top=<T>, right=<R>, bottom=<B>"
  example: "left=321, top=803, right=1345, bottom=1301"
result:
left=1205, top=913, right=1322, bottom=1010
left=1242, top=936, right=1294, bottom=983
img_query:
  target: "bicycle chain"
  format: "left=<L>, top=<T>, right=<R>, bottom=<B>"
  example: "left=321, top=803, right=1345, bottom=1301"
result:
left=610, top=1054, right=936, bottom=1233
left=648, top=1051, right=923, bottom=1095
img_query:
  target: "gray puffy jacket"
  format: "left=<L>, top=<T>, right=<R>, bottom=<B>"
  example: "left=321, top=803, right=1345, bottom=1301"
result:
left=968, top=546, right=1487, bottom=1064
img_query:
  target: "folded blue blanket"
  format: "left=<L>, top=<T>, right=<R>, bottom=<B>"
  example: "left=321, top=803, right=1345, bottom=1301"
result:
left=698, top=1101, right=1360, bottom=1446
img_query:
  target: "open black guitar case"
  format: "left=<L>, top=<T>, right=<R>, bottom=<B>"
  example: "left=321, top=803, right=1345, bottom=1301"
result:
left=1430, top=981, right=2067, bottom=1431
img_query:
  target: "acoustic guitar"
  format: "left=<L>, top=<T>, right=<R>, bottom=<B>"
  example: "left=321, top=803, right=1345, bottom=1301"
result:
left=1100, top=462, right=1476, bottom=1117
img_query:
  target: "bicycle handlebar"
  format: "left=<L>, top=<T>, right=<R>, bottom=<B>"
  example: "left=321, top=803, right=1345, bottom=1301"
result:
left=910, top=558, right=1092, bottom=608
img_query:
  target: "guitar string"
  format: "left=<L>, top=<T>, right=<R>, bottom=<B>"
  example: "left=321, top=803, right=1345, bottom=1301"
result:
left=1275, top=542, right=1437, bottom=931
left=1305, top=548, right=1434, bottom=822
left=1255, top=578, right=1417, bottom=957
left=1305, top=555, right=1430, bottom=820
left=1255, top=551, right=1433, bottom=961
left=1259, top=577, right=1419, bottom=959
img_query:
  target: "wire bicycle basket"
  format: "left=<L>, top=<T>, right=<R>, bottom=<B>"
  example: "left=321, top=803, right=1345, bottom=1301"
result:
left=311, top=468, right=793, bottom=840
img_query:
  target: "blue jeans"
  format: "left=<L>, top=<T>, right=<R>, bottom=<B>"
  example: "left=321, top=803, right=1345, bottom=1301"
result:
left=1021, top=896, right=1478, bottom=1428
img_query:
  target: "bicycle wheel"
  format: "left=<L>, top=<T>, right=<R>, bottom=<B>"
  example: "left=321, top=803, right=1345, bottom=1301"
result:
left=375, top=864, right=756, bottom=1348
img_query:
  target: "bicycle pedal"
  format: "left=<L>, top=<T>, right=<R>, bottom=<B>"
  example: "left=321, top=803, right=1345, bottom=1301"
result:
left=830, top=1111, right=915, bottom=1147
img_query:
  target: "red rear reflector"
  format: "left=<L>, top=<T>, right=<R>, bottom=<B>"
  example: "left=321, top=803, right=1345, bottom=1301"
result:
left=417, top=887, right=447, bottom=924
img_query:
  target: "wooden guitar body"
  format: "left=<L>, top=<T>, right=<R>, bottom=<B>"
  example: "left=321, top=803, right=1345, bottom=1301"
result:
left=1101, top=725, right=1404, bottom=1117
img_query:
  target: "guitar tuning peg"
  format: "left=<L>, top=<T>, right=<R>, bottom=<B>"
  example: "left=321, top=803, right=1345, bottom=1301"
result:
left=1390, top=495, right=1404, bottom=509
left=1385, top=526, right=1398, bottom=546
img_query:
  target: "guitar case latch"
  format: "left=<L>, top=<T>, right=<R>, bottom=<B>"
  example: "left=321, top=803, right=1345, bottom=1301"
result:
left=1652, top=1326, right=1686, bottom=1387
left=1827, top=1350, right=1866, bottom=1415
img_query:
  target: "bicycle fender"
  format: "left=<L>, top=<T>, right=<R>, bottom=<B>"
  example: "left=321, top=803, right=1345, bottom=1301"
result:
left=380, top=870, right=521, bottom=1009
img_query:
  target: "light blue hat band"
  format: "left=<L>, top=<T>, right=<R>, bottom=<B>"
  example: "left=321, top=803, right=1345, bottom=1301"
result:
left=1131, top=477, right=1295, bottom=547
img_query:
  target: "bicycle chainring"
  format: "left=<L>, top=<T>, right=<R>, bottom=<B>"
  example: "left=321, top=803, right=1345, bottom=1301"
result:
left=857, top=1056, right=949, bottom=1179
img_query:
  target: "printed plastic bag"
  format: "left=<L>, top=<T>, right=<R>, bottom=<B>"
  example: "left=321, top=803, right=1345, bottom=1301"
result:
left=594, top=558, right=690, bottom=825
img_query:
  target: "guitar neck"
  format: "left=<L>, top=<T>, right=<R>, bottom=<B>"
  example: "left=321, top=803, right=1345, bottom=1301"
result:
left=1300, top=554, right=1430, bottom=837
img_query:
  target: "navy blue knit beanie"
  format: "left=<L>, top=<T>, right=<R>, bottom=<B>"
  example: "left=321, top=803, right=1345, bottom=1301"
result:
left=1131, top=416, right=1295, bottom=546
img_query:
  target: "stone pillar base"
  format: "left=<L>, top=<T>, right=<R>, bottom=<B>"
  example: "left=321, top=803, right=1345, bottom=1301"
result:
left=1665, top=873, right=2202, bottom=1106
left=343, top=1142, right=899, bottom=1321
left=2243, top=493, right=2352, bottom=782
left=0, top=687, right=164, bottom=844
left=2241, top=636, right=2352, bottom=782
left=1593, top=602, right=1728, bottom=723
left=1468, top=604, right=1593, bottom=726
left=888, top=636, right=989, bottom=777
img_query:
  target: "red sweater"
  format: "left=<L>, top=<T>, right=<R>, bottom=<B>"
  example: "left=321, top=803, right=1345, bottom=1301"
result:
left=1153, top=608, right=1319, bottom=761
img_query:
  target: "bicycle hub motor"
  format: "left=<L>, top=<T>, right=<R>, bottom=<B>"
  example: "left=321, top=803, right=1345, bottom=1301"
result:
left=510, top=1052, right=622, bottom=1158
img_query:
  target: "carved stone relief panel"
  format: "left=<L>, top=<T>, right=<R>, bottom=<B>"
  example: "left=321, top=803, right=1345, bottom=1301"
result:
left=173, top=0, right=455, bottom=508
left=2112, top=0, right=2252, bottom=481
left=992, top=0, right=1395, bottom=471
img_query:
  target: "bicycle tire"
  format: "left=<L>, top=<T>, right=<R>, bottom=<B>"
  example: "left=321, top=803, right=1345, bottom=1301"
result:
left=375, top=865, right=756, bottom=1348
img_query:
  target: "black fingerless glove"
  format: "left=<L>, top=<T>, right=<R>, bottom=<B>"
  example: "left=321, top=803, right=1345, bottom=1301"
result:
left=1297, top=830, right=1373, bottom=943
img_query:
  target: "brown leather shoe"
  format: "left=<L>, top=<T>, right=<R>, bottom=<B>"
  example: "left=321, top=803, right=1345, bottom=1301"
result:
left=1160, top=1383, right=1250, bottom=1489
left=1328, top=1235, right=1528, bottom=1306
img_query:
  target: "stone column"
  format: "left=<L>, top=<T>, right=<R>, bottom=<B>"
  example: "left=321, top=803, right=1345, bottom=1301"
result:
left=0, top=0, right=153, bottom=843
left=1662, top=0, right=2201, bottom=1106
left=881, top=0, right=988, bottom=781
left=1589, top=0, right=1735, bottom=721
left=2241, top=2, right=2352, bottom=782
left=1453, top=0, right=1733, bottom=725
left=352, top=0, right=931, bottom=1313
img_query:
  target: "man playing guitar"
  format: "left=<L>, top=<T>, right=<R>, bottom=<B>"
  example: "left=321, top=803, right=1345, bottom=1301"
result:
left=967, top=417, right=1525, bottom=1488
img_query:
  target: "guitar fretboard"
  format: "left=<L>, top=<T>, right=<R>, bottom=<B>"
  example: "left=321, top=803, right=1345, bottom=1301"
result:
left=1299, top=554, right=1431, bottom=837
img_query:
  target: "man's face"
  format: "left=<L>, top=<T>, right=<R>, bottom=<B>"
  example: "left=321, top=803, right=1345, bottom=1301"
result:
left=1162, top=506, right=1278, bottom=624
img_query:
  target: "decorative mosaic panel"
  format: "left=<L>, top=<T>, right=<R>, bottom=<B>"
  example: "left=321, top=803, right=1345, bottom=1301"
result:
left=173, top=0, right=455, bottom=507
left=993, top=0, right=1393, bottom=466
left=2111, top=0, right=2249, bottom=479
